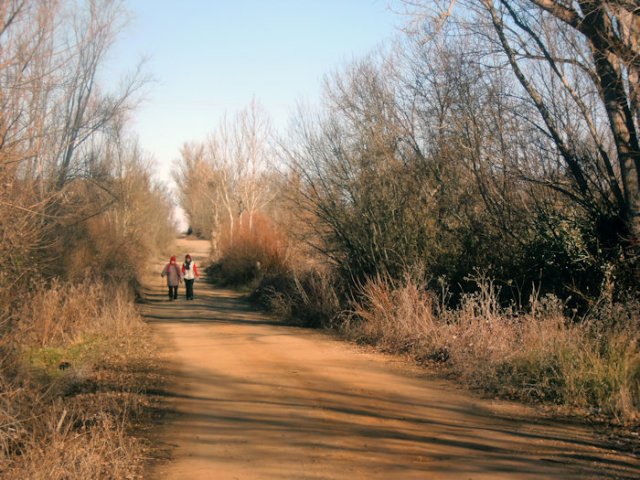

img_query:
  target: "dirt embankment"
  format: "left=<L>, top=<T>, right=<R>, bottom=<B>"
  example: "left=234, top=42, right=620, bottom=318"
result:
left=141, top=238, right=640, bottom=480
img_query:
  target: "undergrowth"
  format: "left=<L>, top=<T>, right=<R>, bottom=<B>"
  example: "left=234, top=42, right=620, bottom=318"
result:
left=0, top=279, right=161, bottom=479
left=344, top=273, right=639, bottom=425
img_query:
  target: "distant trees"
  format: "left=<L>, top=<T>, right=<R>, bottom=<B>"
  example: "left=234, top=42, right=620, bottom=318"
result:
left=175, top=101, right=275, bottom=256
left=175, top=141, right=213, bottom=238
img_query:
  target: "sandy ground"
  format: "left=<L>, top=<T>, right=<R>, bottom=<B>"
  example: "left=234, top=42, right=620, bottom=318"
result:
left=141, top=238, right=640, bottom=480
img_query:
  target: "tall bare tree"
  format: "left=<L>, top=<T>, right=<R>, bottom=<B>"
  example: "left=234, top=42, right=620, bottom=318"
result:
left=52, top=0, right=144, bottom=190
left=408, top=0, right=639, bottom=254
left=0, top=0, right=151, bottom=284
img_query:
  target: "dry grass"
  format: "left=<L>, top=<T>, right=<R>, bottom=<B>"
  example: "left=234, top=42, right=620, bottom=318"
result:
left=344, top=273, right=640, bottom=424
left=15, top=278, right=142, bottom=347
left=0, top=278, right=160, bottom=479
left=348, top=272, right=440, bottom=352
left=2, top=397, right=144, bottom=480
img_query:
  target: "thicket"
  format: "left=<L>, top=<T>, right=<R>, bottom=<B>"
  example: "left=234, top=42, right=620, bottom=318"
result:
left=0, top=1, right=174, bottom=477
left=176, top=2, right=639, bottom=424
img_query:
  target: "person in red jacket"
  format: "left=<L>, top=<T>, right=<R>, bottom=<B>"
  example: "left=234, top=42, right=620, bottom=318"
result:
left=181, top=254, right=200, bottom=300
left=161, top=256, right=182, bottom=300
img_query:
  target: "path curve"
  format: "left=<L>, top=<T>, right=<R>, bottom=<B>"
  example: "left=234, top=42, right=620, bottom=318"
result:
left=142, top=238, right=639, bottom=479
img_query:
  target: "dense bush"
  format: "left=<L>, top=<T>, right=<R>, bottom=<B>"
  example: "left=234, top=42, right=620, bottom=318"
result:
left=249, top=269, right=342, bottom=328
left=212, top=214, right=289, bottom=286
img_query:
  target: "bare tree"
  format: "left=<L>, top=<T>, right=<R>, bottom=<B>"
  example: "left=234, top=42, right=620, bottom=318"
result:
left=175, top=101, right=276, bottom=253
left=52, top=0, right=145, bottom=190
left=234, top=99, right=275, bottom=231
left=0, top=0, right=152, bottom=284
left=281, top=56, right=451, bottom=280
left=408, top=0, right=639, bottom=254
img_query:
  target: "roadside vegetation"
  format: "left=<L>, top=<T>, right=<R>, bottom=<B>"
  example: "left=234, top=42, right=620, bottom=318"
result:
left=177, top=0, right=639, bottom=427
left=0, top=1, right=174, bottom=478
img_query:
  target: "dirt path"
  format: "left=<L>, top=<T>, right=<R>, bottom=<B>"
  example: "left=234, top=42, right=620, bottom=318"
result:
left=141, top=238, right=639, bottom=480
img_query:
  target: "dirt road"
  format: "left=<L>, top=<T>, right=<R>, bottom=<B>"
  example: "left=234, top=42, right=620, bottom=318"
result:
left=142, top=238, right=639, bottom=479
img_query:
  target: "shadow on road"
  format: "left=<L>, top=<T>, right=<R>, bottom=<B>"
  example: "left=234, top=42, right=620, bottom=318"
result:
left=141, top=244, right=640, bottom=480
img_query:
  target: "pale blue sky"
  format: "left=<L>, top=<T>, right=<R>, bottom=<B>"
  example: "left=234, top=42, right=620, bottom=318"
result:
left=107, top=1, right=402, bottom=184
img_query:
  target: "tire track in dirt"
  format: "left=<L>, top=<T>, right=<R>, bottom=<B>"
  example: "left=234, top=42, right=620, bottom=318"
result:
left=141, top=238, right=640, bottom=479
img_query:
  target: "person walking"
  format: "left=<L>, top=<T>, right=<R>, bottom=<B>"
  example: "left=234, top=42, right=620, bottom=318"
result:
left=161, top=256, right=182, bottom=300
left=181, top=254, right=200, bottom=300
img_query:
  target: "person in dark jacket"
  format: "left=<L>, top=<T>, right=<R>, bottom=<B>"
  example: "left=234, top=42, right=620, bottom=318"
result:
left=161, top=256, right=182, bottom=300
left=181, top=254, right=200, bottom=300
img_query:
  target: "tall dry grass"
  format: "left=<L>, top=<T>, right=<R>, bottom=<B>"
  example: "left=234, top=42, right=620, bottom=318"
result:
left=345, top=273, right=640, bottom=424
left=15, top=278, right=143, bottom=347
left=0, top=278, right=158, bottom=479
